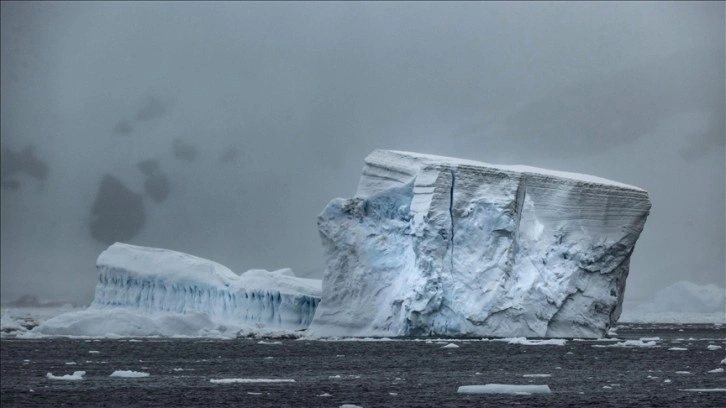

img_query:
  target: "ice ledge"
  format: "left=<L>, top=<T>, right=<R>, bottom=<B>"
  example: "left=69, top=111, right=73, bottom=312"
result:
left=371, top=149, right=646, bottom=192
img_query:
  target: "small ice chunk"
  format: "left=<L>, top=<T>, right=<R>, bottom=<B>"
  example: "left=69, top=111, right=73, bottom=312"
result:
left=707, top=368, right=724, bottom=374
left=675, top=371, right=691, bottom=375
left=210, top=378, right=295, bottom=384
left=65, top=362, right=76, bottom=365
left=247, top=392, right=262, bottom=395
left=258, top=341, right=282, bottom=345
left=318, top=393, right=332, bottom=397
left=706, top=345, right=722, bottom=350
left=603, top=386, right=612, bottom=389
left=89, top=351, right=100, bottom=354
left=664, top=379, right=671, bottom=383
left=668, top=347, right=688, bottom=351
left=507, top=338, right=566, bottom=346
left=457, top=384, right=551, bottom=394
left=442, top=343, right=459, bottom=349
left=110, top=370, right=150, bottom=378
left=523, top=374, right=551, bottom=378
left=680, top=389, right=726, bottom=392
left=389, top=392, right=398, bottom=396
left=340, top=405, right=363, bottom=408
left=329, top=375, right=342, bottom=379
left=593, top=340, right=656, bottom=348
left=722, top=357, right=726, bottom=365
left=46, top=371, right=85, bottom=381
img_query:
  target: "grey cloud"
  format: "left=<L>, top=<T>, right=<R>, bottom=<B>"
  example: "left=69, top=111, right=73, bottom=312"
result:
left=0, top=1, right=723, bottom=304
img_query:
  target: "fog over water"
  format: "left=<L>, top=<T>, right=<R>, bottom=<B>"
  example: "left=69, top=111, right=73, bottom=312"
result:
left=1, top=2, right=724, bottom=305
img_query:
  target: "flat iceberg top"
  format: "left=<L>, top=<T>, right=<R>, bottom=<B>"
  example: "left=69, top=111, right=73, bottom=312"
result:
left=372, top=150, right=645, bottom=192
left=98, top=243, right=321, bottom=296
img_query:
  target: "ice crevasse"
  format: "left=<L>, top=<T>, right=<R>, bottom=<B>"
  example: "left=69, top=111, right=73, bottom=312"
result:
left=307, top=150, right=651, bottom=338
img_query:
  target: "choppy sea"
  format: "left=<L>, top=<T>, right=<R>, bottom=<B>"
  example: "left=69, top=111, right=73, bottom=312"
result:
left=2, top=324, right=725, bottom=407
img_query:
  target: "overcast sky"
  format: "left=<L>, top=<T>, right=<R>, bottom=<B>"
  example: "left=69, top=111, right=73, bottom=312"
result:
left=1, top=1, right=724, bottom=304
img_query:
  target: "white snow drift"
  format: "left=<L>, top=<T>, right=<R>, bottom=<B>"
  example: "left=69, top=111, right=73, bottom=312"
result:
left=458, top=384, right=552, bottom=394
left=309, top=150, right=650, bottom=338
left=33, top=243, right=321, bottom=337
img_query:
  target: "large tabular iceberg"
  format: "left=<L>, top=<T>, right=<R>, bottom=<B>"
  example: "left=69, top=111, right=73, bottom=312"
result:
left=308, top=150, right=651, bottom=338
left=35, top=243, right=321, bottom=337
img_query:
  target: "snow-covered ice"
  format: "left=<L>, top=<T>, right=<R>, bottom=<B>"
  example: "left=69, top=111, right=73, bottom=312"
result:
left=209, top=378, right=295, bottom=384
left=32, top=243, right=321, bottom=337
left=110, top=370, right=150, bottom=378
left=457, top=384, right=552, bottom=394
left=505, top=337, right=567, bottom=346
left=46, top=371, right=85, bottom=381
left=309, top=150, right=650, bottom=338
left=680, top=388, right=726, bottom=392
left=592, top=339, right=657, bottom=348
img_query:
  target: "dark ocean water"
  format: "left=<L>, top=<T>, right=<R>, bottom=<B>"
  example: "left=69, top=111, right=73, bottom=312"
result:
left=2, top=324, right=725, bottom=407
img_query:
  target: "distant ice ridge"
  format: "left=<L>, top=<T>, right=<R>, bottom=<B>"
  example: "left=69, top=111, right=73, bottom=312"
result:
left=309, top=150, right=651, bottom=338
left=34, top=243, right=321, bottom=337
left=621, top=281, right=725, bottom=324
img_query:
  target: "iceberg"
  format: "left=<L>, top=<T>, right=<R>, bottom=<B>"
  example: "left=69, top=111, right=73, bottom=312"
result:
left=34, top=243, right=321, bottom=337
left=309, top=150, right=651, bottom=338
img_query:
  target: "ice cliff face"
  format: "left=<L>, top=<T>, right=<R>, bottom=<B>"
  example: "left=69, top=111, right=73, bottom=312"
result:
left=309, top=150, right=651, bottom=338
left=35, top=243, right=321, bottom=336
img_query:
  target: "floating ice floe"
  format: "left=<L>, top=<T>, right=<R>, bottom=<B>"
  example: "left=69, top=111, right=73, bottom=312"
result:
left=210, top=378, right=295, bottom=384
left=506, top=338, right=567, bottom=346
left=592, top=339, right=657, bottom=348
left=110, top=370, right=150, bottom=378
left=458, top=384, right=552, bottom=394
left=46, top=371, right=85, bottom=381
left=680, top=389, right=726, bottom=392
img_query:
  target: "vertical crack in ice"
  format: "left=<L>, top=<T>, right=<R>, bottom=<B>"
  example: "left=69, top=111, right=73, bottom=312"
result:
left=448, top=168, right=456, bottom=277
left=509, top=176, right=527, bottom=275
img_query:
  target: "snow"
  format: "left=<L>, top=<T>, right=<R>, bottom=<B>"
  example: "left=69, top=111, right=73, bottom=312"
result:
left=310, top=150, right=650, bottom=338
left=592, top=339, right=657, bottom=348
left=457, top=384, right=552, bottom=394
left=620, top=281, right=726, bottom=324
left=110, top=370, right=150, bottom=378
left=209, top=378, right=295, bottom=384
left=506, top=338, right=567, bottom=346
left=46, top=371, right=85, bottom=381
left=680, top=389, right=726, bottom=392
left=32, top=243, right=321, bottom=337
